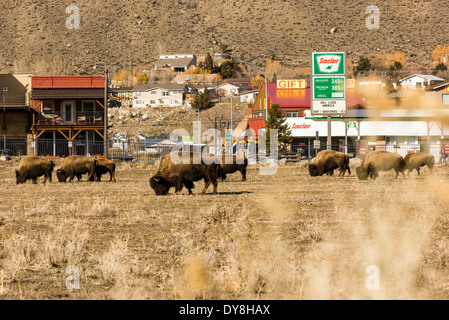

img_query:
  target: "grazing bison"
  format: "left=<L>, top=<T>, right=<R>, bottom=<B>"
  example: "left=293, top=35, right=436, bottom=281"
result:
left=15, top=156, right=54, bottom=184
left=219, top=155, right=248, bottom=181
left=87, top=159, right=117, bottom=182
left=356, top=151, right=404, bottom=180
left=308, top=150, right=351, bottom=177
left=149, top=150, right=219, bottom=195
left=403, top=152, right=434, bottom=176
left=56, top=155, right=97, bottom=182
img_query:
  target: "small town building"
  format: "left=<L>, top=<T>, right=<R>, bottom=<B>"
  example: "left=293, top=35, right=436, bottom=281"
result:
left=398, top=74, right=445, bottom=90
left=132, top=83, right=189, bottom=107
left=30, top=75, right=106, bottom=157
left=154, top=54, right=197, bottom=72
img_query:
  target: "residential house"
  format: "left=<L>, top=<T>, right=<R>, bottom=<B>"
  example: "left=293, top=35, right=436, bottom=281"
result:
left=398, top=74, right=445, bottom=90
left=30, top=75, right=106, bottom=157
left=425, top=81, right=449, bottom=106
left=173, top=73, right=221, bottom=85
left=154, top=54, right=197, bottom=72
left=132, top=83, right=189, bottom=107
left=238, top=90, right=259, bottom=104
left=0, top=73, right=33, bottom=141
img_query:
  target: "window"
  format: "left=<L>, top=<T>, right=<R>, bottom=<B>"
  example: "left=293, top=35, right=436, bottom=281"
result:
left=135, top=92, right=141, bottom=96
left=286, top=112, right=299, bottom=118
left=42, top=101, right=54, bottom=113
left=162, top=91, right=169, bottom=96
left=150, top=100, right=155, bottom=104
left=135, top=100, right=144, bottom=105
left=82, top=101, right=95, bottom=117
left=443, top=94, right=449, bottom=105
left=151, top=91, right=156, bottom=95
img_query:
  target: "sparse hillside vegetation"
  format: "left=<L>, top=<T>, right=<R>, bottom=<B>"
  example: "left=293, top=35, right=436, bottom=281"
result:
left=1, top=1, right=448, bottom=75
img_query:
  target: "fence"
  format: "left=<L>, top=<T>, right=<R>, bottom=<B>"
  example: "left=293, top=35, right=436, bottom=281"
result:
left=1, top=137, right=448, bottom=164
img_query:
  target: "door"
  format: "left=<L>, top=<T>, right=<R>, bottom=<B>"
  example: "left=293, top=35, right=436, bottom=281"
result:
left=62, top=101, right=74, bottom=124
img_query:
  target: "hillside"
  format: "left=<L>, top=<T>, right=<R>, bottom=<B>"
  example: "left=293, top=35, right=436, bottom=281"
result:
left=1, top=0, right=449, bottom=75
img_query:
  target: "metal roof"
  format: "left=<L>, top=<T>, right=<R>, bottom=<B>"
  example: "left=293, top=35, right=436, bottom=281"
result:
left=264, top=83, right=366, bottom=109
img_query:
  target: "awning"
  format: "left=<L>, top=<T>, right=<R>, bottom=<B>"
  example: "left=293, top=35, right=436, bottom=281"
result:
left=248, top=118, right=266, bottom=138
left=31, top=89, right=104, bottom=99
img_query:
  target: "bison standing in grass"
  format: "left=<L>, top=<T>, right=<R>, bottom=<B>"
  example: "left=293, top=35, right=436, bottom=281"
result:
left=15, top=156, right=54, bottom=184
left=88, top=159, right=117, bottom=182
left=356, top=151, right=404, bottom=180
left=56, top=155, right=97, bottom=182
left=402, top=152, right=434, bottom=176
left=219, top=155, right=248, bottom=181
left=308, top=150, right=351, bottom=177
left=149, top=150, right=220, bottom=195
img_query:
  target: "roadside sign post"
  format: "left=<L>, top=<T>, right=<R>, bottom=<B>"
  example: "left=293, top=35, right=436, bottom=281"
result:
left=311, top=52, right=347, bottom=150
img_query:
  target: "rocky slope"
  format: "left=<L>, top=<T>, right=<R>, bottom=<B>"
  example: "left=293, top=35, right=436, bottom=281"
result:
left=1, top=0, right=448, bottom=75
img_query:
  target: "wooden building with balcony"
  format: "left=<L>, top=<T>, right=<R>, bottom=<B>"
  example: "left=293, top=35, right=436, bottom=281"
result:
left=30, top=75, right=106, bottom=157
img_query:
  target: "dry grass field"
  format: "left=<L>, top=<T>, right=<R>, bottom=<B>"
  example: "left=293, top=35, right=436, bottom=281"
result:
left=0, top=158, right=449, bottom=300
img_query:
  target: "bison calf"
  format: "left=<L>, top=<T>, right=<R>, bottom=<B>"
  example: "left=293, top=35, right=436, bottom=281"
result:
left=308, top=150, right=350, bottom=177
left=88, top=159, right=117, bottom=182
left=403, top=152, right=434, bottom=176
left=356, top=151, right=404, bottom=180
left=15, top=156, right=54, bottom=184
left=219, top=155, right=248, bottom=181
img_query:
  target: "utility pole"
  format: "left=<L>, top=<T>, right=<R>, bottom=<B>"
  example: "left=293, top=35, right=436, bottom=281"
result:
left=104, top=69, right=109, bottom=158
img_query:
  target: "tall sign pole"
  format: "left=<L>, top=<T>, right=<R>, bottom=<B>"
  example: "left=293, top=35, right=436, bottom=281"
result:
left=311, top=52, right=347, bottom=150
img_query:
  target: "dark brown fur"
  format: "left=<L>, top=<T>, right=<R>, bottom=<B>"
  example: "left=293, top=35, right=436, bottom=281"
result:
left=15, top=156, right=54, bottom=184
left=308, top=150, right=351, bottom=177
left=219, top=155, right=248, bottom=181
left=149, top=150, right=219, bottom=195
left=56, top=155, right=97, bottom=182
left=356, top=151, right=404, bottom=180
left=88, top=159, right=117, bottom=182
left=403, top=152, right=434, bottom=175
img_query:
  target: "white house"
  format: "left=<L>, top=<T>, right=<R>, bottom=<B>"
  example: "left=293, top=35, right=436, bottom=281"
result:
left=398, top=74, right=445, bottom=90
left=132, top=83, right=189, bottom=107
left=154, top=54, right=197, bottom=72
left=216, top=83, right=241, bottom=96
left=238, top=90, right=259, bottom=103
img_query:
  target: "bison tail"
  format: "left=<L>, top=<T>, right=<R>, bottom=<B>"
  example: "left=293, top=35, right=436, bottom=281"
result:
left=216, top=163, right=223, bottom=180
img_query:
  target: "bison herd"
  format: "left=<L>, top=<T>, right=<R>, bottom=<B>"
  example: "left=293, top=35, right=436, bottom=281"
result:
left=309, top=150, right=435, bottom=180
left=15, top=155, right=116, bottom=185
left=13, top=148, right=438, bottom=195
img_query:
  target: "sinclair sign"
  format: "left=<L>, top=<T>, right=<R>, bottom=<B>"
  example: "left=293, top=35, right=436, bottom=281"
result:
left=312, top=52, right=345, bottom=76
left=311, top=52, right=347, bottom=115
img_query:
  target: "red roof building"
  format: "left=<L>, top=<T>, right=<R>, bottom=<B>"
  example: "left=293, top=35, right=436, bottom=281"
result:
left=251, top=82, right=366, bottom=118
left=30, top=76, right=106, bottom=157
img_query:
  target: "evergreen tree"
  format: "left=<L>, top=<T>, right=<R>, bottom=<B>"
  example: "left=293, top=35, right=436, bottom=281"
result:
left=218, top=58, right=241, bottom=79
left=387, top=61, right=403, bottom=79
left=265, top=104, right=293, bottom=153
left=354, top=56, right=373, bottom=76
left=204, top=53, right=214, bottom=72
left=191, top=89, right=212, bottom=110
left=432, top=62, right=447, bottom=75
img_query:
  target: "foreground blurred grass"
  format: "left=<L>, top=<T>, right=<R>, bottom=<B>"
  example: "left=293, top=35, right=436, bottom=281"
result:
left=0, top=159, right=448, bottom=299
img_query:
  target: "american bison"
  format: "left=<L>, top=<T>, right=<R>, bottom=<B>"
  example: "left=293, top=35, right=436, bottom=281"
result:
left=356, top=151, right=404, bottom=180
left=219, top=155, right=248, bottom=181
left=149, top=150, right=220, bottom=195
left=56, top=155, right=97, bottom=182
left=403, top=152, right=434, bottom=176
left=15, top=156, right=54, bottom=184
left=87, top=159, right=117, bottom=182
left=308, top=150, right=351, bottom=177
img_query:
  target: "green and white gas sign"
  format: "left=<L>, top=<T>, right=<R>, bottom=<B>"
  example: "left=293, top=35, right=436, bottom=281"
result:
left=312, top=77, right=346, bottom=99
left=312, top=52, right=346, bottom=76
left=311, top=52, right=347, bottom=115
